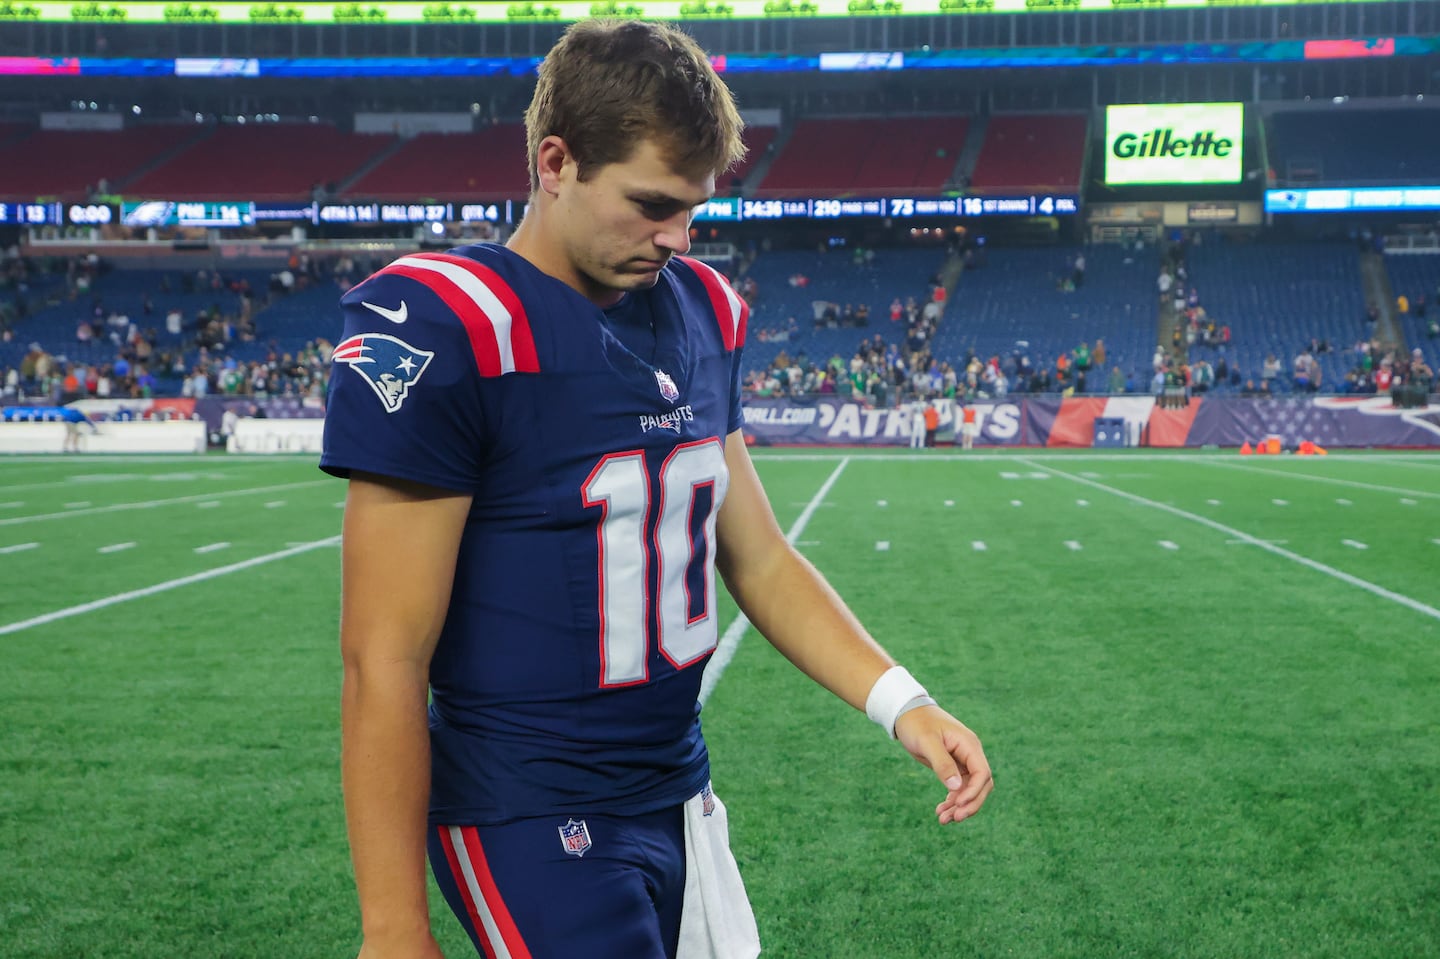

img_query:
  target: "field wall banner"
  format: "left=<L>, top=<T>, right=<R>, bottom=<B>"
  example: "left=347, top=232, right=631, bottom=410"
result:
left=741, top=397, right=1030, bottom=446
left=740, top=396, right=1440, bottom=448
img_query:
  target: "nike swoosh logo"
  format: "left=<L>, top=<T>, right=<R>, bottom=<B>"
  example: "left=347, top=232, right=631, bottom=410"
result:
left=362, top=300, right=408, bottom=324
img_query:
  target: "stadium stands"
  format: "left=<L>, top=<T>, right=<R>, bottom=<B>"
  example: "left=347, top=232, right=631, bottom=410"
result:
left=344, top=124, right=528, bottom=201
left=967, top=114, right=1088, bottom=193
left=723, top=125, right=779, bottom=192
left=0, top=125, right=202, bottom=202
left=733, top=246, right=947, bottom=373
left=1267, top=108, right=1440, bottom=185
left=754, top=116, right=969, bottom=197
left=0, top=264, right=319, bottom=394
left=126, top=124, right=397, bottom=202
left=1183, top=241, right=1367, bottom=391
left=932, top=243, right=1155, bottom=391
left=1384, top=253, right=1440, bottom=368
left=342, top=122, right=778, bottom=201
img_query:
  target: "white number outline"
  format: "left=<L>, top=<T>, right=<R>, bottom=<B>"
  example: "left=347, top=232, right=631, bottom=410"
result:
left=581, top=439, right=728, bottom=688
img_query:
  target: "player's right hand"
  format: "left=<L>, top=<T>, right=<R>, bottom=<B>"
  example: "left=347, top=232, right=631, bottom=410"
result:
left=357, top=931, right=447, bottom=959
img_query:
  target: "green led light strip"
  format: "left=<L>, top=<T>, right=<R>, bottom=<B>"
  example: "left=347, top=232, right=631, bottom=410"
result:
left=0, top=0, right=1399, bottom=25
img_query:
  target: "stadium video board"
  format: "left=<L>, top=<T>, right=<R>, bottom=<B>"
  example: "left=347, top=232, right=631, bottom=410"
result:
left=1266, top=187, right=1440, bottom=214
left=0, top=201, right=62, bottom=225
left=1104, top=102, right=1244, bottom=186
left=693, top=194, right=1077, bottom=221
left=121, top=200, right=255, bottom=227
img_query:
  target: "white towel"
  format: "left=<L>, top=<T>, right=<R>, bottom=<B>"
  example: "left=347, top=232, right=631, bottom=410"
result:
left=677, top=783, right=762, bottom=959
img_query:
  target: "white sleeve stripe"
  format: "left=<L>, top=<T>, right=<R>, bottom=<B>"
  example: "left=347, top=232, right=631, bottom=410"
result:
left=392, top=255, right=517, bottom=374
left=688, top=258, right=744, bottom=343
left=720, top=281, right=745, bottom=339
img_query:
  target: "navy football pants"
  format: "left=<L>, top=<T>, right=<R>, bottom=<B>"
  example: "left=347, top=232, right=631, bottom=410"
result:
left=428, top=806, right=687, bottom=959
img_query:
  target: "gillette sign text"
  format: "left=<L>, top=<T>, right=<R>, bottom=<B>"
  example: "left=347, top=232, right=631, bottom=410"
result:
left=1104, top=103, right=1245, bottom=186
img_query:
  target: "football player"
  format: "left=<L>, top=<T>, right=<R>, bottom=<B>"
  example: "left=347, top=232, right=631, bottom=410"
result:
left=322, top=18, right=992, bottom=959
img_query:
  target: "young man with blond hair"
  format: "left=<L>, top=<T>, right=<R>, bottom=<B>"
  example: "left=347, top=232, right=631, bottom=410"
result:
left=323, top=18, right=991, bottom=959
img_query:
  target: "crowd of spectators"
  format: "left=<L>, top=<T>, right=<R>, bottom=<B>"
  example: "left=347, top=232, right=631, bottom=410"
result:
left=0, top=249, right=364, bottom=407
left=3, top=241, right=1436, bottom=413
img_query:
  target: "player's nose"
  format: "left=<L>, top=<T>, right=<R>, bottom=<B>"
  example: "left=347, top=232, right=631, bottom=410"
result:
left=654, top=211, right=692, bottom=256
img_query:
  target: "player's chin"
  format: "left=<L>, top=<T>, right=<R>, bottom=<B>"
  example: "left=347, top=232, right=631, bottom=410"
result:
left=613, top=265, right=664, bottom=288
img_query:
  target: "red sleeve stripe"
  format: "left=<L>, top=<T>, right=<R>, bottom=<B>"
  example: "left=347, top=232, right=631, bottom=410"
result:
left=439, top=825, right=533, bottom=959
left=411, top=253, right=541, bottom=373
left=677, top=255, right=747, bottom=351
left=377, top=253, right=539, bottom=377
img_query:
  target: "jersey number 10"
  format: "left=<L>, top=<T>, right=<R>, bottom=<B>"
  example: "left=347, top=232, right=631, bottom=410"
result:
left=582, top=439, right=729, bottom=688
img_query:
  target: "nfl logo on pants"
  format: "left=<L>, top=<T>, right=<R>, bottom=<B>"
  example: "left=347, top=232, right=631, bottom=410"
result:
left=559, top=818, right=592, bottom=857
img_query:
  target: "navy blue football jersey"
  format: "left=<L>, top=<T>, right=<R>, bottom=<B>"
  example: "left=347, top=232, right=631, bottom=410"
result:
left=321, top=243, right=748, bottom=825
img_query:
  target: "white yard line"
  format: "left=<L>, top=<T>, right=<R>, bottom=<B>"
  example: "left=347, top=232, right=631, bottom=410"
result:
left=98, top=542, right=136, bottom=554
left=0, top=473, right=147, bottom=493
left=1382, top=457, right=1440, bottom=471
left=0, top=480, right=331, bottom=526
left=699, top=457, right=850, bottom=706
left=0, top=536, right=342, bottom=637
left=1204, top=461, right=1440, bottom=500
left=0, top=542, right=39, bottom=554
left=1020, top=459, right=1440, bottom=625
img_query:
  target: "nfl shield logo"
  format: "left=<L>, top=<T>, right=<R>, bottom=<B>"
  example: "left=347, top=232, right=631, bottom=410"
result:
left=701, top=783, right=716, bottom=817
left=558, top=818, right=592, bottom=857
left=655, top=370, right=681, bottom=404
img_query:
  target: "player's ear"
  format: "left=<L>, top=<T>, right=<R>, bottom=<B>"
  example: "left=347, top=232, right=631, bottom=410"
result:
left=535, top=135, right=573, bottom=198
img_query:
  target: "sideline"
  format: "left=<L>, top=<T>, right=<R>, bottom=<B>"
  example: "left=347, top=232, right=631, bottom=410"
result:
left=699, top=456, right=851, bottom=705
left=1019, top=458, right=1440, bottom=625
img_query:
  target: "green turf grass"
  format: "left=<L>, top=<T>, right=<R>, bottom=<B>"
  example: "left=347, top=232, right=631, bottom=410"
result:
left=1, top=451, right=1438, bottom=958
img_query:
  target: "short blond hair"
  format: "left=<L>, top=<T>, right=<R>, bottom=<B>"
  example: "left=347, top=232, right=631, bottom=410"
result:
left=524, top=18, right=746, bottom=194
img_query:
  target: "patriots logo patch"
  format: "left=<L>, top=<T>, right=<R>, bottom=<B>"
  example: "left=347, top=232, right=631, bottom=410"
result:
left=332, top=333, right=434, bottom=413
left=655, top=369, right=681, bottom=404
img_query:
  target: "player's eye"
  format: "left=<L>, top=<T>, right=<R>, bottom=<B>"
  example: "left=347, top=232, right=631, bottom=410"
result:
left=637, top=200, right=679, bottom=221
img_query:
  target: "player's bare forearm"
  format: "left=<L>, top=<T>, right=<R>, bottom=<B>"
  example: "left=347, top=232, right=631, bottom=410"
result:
left=717, top=434, right=995, bottom=824
left=342, top=662, right=436, bottom=944
left=338, top=473, right=471, bottom=947
left=718, top=538, right=893, bottom=711
left=716, top=432, right=893, bottom=710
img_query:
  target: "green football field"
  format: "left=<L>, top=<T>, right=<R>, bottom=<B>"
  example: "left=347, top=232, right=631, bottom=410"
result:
left=2, top=449, right=1438, bottom=959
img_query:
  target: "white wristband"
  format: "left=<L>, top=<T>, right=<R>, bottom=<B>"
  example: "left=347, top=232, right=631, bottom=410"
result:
left=865, top=666, right=935, bottom=739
